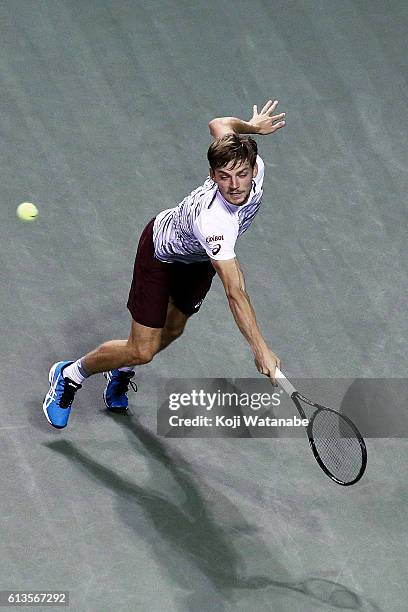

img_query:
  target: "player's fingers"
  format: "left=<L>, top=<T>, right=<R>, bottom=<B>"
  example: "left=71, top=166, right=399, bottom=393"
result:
left=260, top=100, right=271, bottom=113
left=272, top=112, right=286, bottom=122
left=270, top=364, right=278, bottom=386
left=261, top=99, right=277, bottom=114
left=271, top=121, right=286, bottom=132
left=265, top=102, right=282, bottom=116
left=253, top=104, right=258, bottom=115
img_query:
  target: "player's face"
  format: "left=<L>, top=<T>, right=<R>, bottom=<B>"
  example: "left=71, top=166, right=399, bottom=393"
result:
left=210, top=159, right=258, bottom=206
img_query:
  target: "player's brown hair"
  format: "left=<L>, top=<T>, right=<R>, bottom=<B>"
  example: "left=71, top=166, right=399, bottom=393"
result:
left=207, top=133, right=258, bottom=171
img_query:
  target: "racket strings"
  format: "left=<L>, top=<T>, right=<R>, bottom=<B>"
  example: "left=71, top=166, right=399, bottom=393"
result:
left=311, top=410, right=364, bottom=484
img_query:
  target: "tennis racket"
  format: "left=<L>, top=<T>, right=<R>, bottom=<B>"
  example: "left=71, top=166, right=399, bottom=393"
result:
left=273, top=368, right=367, bottom=486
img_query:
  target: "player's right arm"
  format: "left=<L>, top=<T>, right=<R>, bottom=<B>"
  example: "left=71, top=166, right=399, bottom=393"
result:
left=211, top=257, right=281, bottom=382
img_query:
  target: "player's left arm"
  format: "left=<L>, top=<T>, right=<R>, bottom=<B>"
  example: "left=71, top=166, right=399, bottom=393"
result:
left=211, top=256, right=281, bottom=381
left=208, top=99, right=286, bottom=139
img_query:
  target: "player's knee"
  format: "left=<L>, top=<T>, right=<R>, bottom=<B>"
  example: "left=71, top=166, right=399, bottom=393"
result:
left=164, top=324, right=185, bottom=342
left=127, top=345, right=157, bottom=366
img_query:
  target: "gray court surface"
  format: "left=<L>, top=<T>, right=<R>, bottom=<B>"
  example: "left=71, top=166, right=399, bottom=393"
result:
left=1, top=1, right=407, bottom=610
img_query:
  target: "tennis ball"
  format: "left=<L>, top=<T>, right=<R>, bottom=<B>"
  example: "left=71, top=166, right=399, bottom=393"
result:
left=17, top=202, right=39, bottom=222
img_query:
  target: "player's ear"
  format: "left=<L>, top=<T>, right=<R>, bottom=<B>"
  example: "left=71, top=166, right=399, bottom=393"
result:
left=209, top=167, right=215, bottom=180
left=252, top=162, right=258, bottom=179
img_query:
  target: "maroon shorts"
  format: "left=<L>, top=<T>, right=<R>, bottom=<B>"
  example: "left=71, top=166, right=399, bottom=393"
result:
left=127, top=218, right=216, bottom=328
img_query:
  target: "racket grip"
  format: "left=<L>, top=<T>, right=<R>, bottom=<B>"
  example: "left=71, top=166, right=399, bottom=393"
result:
left=272, top=367, right=297, bottom=397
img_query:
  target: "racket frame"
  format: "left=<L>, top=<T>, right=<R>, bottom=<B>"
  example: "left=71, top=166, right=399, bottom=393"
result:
left=273, top=368, right=367, bottom=486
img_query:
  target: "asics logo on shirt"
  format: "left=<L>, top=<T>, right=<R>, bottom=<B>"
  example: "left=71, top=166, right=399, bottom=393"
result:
left=206, top=234, right=224, bottom=243
left=212, top=244, right=221, bottom=255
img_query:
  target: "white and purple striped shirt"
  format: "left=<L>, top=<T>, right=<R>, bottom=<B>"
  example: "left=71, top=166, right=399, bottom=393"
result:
left=153, top=155, right=265, bottom=263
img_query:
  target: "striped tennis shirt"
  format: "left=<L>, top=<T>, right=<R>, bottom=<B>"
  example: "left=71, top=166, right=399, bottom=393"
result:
left=153, top=155, right=265, bottom=263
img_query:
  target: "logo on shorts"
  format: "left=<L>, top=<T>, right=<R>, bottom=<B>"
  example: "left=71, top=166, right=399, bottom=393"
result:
left=206, top=234, right=224, bottom=243
left=194, top=299, right=204, bottom=309
left=212, top=244, right=221, bottom=255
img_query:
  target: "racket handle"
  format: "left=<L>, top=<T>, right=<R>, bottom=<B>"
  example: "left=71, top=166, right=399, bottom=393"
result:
left=272, top=367, right=297, bottom=397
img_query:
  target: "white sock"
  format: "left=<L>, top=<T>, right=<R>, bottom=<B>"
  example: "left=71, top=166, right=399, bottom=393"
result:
left=62, top=359, right=91, bottom=384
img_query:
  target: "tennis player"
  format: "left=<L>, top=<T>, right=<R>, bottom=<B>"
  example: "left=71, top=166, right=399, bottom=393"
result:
left=43, top=99, right=286, bottom=428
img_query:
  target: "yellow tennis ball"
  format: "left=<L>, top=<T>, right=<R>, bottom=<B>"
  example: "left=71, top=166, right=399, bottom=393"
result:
left=17, top=202, right=39, bottom=222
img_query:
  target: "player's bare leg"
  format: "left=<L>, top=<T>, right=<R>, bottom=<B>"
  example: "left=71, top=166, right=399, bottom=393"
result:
left=82, top=321, right=163, bottom=374
left=99, top=302, right=189, bottom=411
left=159, top=301, right=189, bottom=352
left=43, top=321, right=163, bottom=427
left=81, top=301, right=188, bottom=374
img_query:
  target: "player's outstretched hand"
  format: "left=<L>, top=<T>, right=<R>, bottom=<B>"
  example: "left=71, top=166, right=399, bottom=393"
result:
left=249, top=99, right=286, bottom=135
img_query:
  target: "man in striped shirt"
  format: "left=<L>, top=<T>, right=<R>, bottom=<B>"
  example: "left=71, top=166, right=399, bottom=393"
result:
left=43, top=99, right=286, bottom=428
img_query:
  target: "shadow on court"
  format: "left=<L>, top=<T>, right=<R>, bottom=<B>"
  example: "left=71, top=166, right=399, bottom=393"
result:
left=45, top=416, right=380, bottom=611
left=340, top=378, right=408, bottom=438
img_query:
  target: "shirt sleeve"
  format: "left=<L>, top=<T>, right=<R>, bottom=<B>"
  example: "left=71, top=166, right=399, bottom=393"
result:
left=254, top=155, right=265, bottom=190
left=193, top=209, right=239, bottom=260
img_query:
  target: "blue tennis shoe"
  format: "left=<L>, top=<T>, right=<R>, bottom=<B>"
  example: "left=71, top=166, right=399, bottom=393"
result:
left=43, top=361, right=82, bottom=428
left=103, top=370, right=137, bottom=411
